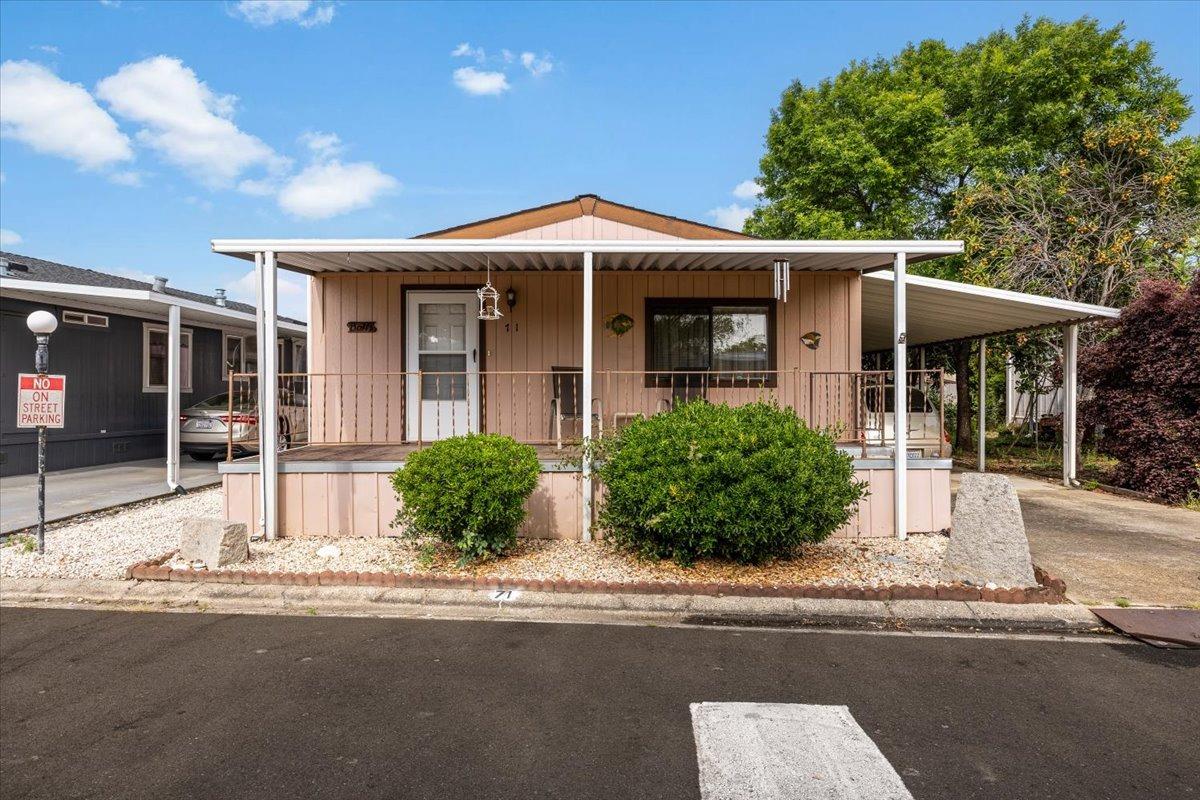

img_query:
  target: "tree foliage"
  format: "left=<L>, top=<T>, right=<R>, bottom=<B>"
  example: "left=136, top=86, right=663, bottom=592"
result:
left=1079, top=278, right=1200, bottom=503
left=957, top=116, right=1199, bottom=308
left=748, top=16, right=1191, bottom=269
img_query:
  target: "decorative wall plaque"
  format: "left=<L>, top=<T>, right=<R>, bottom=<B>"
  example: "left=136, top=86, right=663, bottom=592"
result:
left=347, top=321, right=377, bottom=333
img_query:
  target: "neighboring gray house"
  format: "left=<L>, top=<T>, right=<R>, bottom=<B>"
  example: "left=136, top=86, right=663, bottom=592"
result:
left=0, top=252, right=306, bottom=477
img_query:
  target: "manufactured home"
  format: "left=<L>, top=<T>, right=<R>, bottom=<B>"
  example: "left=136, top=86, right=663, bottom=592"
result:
left=0, top=253, right=306, bottom=478
left=212, top=195, right=1117, bottom=541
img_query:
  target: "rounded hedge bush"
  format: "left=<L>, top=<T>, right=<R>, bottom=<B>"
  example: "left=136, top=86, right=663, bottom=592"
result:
left=594, top=401, right=866, bottom=566
left=391, top=434, right=540, bottom=562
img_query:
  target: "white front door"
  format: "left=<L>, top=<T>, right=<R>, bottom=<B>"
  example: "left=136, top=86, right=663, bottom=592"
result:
left=405, top=291, right=480, bottom=440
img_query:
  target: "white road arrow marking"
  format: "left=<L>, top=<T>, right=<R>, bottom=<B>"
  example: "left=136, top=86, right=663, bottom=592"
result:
left=690, top=702, right=914, bottom=800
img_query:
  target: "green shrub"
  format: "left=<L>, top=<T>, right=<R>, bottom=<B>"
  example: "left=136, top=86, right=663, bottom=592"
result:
left=391, top=434, right=540, bottom=562
left=594, top=401, right=866, bottom=566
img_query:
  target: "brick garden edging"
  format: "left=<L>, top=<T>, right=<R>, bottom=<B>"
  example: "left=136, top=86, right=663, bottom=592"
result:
left=123, top=551, right=1068, bottom=604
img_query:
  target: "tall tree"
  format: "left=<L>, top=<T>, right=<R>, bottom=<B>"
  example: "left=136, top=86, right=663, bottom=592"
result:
left=747, top=16, right=1192, bottom=450
left=956, top=117, right=1199, bottom=309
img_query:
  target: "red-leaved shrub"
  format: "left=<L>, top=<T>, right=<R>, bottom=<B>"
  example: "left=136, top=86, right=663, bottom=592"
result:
left=1080, top=277, right=1200, bottom=503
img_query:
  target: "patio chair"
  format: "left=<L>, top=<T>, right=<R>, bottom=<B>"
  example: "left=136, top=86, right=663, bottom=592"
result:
left=549, top=366, right=602, bottom=449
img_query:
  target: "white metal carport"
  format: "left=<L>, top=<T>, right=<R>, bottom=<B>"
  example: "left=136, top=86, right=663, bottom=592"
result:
left=861, top=271, right=1119, bottom=485
left=0, top=273, right=306, bottom=492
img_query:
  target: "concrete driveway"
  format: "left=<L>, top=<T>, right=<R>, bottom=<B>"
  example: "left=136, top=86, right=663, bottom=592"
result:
left=0, top=458, right=219, bottom=534
left=954, top=471, right=1200, bottom=608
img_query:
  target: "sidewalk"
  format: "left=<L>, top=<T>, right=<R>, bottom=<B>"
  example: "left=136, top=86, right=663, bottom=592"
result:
left=0, top=458, right=220, bottom=534
left=0, top=577, right=1105, bottom=636
left=955, top=471, right=1200, bottom=608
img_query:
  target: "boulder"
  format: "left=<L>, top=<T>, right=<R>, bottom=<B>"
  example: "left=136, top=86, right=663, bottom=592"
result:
left=940, top=473, right=1036, bottom=588
left=179, top=518, right=249, bottom=569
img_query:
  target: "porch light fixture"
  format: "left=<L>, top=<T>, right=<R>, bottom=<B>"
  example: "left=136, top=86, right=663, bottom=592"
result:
left=505, top=287, right=517, bottom=311
left=773, top=258, right=791, bottom=302
left=477, top=256, right=503, bottom=321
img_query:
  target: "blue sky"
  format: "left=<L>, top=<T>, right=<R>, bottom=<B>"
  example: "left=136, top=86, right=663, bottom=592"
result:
left=1, top=0, right=1197, bottom=319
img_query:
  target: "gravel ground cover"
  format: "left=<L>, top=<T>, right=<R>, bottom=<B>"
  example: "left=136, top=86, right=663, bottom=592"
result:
left=1, top=488, right=222, bottom=580
left=4, top=486, right=948, bottom=587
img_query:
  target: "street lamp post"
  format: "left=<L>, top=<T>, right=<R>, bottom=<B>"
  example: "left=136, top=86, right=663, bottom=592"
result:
left=26, top=310, right=58, bottom=554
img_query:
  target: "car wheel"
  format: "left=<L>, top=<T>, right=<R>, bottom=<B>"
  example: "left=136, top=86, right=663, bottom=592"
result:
left=189, top=452, right=216, bottom=461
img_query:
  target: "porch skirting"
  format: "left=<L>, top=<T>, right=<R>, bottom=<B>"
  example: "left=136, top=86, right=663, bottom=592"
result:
left=220, top=460, right=951, bottom=540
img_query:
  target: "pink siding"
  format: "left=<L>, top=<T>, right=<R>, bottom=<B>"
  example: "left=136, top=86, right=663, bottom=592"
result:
left=497, top=218, right=682, bottom=240
left=224, top=465, right=947, bottom=540
left=832, top=467, right=952, bottom=538
left=224, top=470, right=583, bottom=539
left=309, top=270, right=861, bottom=443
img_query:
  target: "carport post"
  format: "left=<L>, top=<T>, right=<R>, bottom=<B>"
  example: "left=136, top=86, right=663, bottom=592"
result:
left=581, top=251, right=594, bottom=542
left=259, top=251, right=280, bottom=540
left=893, top=251, right=907, bottom=540
left=977, top=337, right=986, bottom=473
left=1062, top=323, right=1078, bottom=487
left=166, top=303, right=182, bottom=493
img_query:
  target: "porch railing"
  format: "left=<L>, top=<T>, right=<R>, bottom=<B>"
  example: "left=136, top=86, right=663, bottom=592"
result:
left=225, top=369, right=946, bottom=460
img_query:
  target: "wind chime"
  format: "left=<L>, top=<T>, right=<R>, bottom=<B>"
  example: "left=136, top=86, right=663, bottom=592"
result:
left=477, top=255, right=503, bottom=320
left=773, top=258, right=791, bottom=302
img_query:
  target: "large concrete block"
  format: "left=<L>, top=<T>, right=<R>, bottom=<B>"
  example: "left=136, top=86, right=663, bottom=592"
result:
left=940, top=474, right=1036, bottom=588
left=179, top=518, right=248, bottom=569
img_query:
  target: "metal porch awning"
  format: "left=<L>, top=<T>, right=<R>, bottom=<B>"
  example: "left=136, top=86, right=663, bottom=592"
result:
left=209, top=238, right=964, bottom=275
left=861, top=271, right=1119, bottom=351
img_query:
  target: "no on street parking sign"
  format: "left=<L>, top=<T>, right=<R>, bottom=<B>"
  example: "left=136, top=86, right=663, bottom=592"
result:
left=17, top=373, right=66, bottom=428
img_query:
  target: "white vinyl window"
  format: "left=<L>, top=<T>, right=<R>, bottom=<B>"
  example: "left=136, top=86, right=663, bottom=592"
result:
left=143, top=323, right=193, bottom=393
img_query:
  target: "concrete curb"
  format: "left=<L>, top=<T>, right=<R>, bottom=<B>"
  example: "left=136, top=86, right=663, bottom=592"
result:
left=0, top=577, right=1106, bottom=635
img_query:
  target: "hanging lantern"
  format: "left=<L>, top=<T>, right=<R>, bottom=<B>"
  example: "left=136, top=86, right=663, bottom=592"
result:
left=477, top=256, right=503, bottom=320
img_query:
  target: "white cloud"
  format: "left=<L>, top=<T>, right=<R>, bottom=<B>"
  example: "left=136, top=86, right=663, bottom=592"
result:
left=299, top=130, right=341, bottom=160
left=236, top=177, right=277, bottom=196
left=708, top=203, right=752, bottom=231
left=0, top=60, right=133, bottom=171
left=227, top=269, right=308, bottom=319
left=96, top=56, right=287, bottom=188
left=501, top=49, right=515, bottom=63
left=520, top=52, right=553, bottom=77
left=33, top=45, right=60, bottom=55
left=231, top=1, right=334, bottom=28
left=732, top=179, right=762, bottom=200
left=451, top=42, right=486, bottom=62
left=0, top=229, right=22, bottom=247
left=453, top=67, right=509, bottom=96
left=98, top=0, right=121, bottom=6
left=108, top=170, right=143, bottom=186
left=277, top=160, right=397, bottom=219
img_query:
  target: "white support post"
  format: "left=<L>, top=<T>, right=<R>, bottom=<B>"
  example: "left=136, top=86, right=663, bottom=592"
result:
left=1062, top=323, right=1078, bottom=487
left=892, top=252, right=907, bottom=540
left=581, top=251, right=594, bottom=542
left=253, top=253, right=267, bottom=531
left=1005, top=353, right=1016, bottom=427
left=166, top=303, right=182, bottom=493
left=977, top=337, right=987, bottom=473
left=261, top=251, right=280, bottom=540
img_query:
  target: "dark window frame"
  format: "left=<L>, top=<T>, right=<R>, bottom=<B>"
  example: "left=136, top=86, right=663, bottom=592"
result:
left=643, top=297, right=777, bottom=388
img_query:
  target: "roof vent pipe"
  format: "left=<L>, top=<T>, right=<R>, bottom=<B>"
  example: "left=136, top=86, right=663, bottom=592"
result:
left=152, top=275, right=168, bottom=292
left=214, top=288, right=227, bottom=307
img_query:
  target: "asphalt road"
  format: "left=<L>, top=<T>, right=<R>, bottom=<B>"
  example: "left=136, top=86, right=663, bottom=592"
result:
left=1, top=608, right=1197, bottom=800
